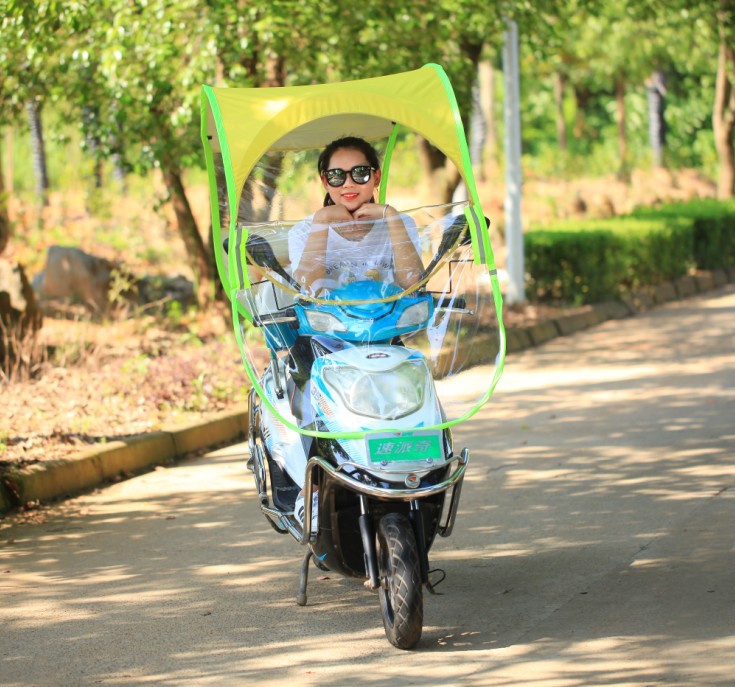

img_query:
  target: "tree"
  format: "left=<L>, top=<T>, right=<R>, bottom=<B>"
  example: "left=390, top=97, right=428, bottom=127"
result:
left=713, top=0, right=735, bottom=197
left=0, top=138, right=8, bottom=254
left=627, top=0, right=734, bottom=196
left=25, top=98, right=50, bottom=204
left=311, top=1, right=523, bottom=203
left=0, top=0, right=63, bottom=350
left=0, top=1, right=73, bottom=208
left=59, top=0, right=219, bottom=305
left=550, top=2, right=663, bottom=180
left=646, top=69, right=667, bottom=168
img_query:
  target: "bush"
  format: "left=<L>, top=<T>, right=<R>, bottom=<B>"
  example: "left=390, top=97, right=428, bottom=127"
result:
left=632, top=200, right=735, bottom=270
left=525, top=212, right=702, bottom=305
left=525, top=228, right=624, bottom=304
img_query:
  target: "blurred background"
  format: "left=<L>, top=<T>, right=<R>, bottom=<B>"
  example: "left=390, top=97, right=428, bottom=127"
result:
left=1, top=1, right=731, bottom=289
left=2, top=0, right=733, bottom=467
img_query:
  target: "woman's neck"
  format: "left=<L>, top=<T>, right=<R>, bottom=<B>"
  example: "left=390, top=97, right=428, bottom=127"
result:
left=331, top=215, right=375, bottom=242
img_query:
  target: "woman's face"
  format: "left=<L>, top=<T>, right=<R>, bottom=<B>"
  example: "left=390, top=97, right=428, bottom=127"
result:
left=322, top=147, right=380, bottom=213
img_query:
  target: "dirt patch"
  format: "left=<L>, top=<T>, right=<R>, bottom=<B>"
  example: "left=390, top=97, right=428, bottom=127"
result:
left=2, top=168, right=715, bottom=477
left=0, top=299, right=569, bottom=474
left=0, top=306, right=249, bottom=471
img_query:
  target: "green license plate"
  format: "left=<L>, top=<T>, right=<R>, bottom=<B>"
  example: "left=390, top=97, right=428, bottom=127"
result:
left=366, top=431, right=443, bottom=464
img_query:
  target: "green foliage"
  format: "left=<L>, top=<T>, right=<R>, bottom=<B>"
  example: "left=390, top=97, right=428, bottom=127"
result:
left=527, top=199, right=735, bottom=304
left=525, top=212, right=700, bottom=304
left=632, top=200, right=735, bottom=269
left=525, top=228, right=626, bottom=303
left=0, top=0, right=731, bottom=229
left=512, top=0, right=723, bottom=178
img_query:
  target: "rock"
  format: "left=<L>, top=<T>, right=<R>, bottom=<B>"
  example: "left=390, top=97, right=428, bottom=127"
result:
left=33, top=245, right=116, bottom=313
left=32, top=246, right=196, bottom=316
left=0, top=257, right=43, bottom=374
left=136, top=274, right=196, bottom=310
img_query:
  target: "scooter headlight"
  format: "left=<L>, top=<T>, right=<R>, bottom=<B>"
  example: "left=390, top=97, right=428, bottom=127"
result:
left=323, top=361, right=426, bottom=420
left=305, top=310, right=348, bottom=333
left=396, top=299, right=430, bottom=329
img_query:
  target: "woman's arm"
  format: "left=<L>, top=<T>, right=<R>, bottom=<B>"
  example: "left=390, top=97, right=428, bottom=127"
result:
left=291, top=206, right=352, bottom=294
left=353, top=204, right=423, bottom=288
left=385, top=206, right=423, bottom=288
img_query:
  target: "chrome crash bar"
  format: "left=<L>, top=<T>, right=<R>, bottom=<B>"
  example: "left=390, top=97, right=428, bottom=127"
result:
left=247, top=389, right=468, bottom=544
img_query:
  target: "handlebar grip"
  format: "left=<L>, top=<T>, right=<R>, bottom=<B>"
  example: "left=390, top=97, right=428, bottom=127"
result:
left=254, top=308, right=298, bottom=327
left=437, top=296, right=466, bottom=310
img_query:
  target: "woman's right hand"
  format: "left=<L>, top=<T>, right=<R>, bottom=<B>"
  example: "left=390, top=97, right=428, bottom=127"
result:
left=313, top=206, right=353, bottom=226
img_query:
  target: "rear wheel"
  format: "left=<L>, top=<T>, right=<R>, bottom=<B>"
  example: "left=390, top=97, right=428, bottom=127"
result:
left=376, top=512, right=423, bottom=649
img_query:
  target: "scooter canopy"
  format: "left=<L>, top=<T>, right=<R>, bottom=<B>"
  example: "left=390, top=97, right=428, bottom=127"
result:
left=201, top=64, right=506, bottom=440
left=206, top=66, right=465, bottom=218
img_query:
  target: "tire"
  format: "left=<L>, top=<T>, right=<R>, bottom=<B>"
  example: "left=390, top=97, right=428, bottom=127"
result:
left=376, top=512, right=423, bottom=649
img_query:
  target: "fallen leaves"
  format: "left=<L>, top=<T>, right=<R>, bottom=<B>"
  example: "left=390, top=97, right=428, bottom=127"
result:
left=1, top=313, right=250, bottom=473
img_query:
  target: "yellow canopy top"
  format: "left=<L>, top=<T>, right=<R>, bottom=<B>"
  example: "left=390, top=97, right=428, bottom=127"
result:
left=203, top=64, right=468, bottom=206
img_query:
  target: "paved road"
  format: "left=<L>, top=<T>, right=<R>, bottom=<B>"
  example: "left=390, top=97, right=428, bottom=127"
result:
left=2, top=285, right=734, bottom=687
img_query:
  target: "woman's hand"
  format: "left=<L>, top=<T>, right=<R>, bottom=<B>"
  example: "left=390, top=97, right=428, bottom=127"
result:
left=313, top=205, right=354, bottom=226
left=352, top=203, right=394, bottom=222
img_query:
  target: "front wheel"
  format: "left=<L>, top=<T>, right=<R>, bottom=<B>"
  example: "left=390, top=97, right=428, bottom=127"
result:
left=376, top=512, right=423, bottom=649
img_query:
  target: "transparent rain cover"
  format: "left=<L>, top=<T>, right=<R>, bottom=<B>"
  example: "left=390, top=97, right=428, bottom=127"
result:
left=212, top=143, right=504, bottom=439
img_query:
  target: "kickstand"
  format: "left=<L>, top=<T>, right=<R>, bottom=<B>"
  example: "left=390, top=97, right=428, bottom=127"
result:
left=297, top=549, right=313, bottom=606
left=426, top=567, right=446, bottom=595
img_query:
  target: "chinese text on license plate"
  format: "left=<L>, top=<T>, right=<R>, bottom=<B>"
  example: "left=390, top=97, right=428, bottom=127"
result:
left=366, top=430, right=443, bottom=464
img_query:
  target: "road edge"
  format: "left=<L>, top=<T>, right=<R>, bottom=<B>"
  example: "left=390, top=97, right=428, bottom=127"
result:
left=2, top=267, right=733, bottom=514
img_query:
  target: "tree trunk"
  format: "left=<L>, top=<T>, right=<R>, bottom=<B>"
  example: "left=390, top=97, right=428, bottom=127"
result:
left=0, top=135, right=9, bottom=255
left=4, top=128, right=13, bottom=194
left=646, top=69, right=667, bottom=168
left=416, top=138, right=459, bottom=205
left=468, top=75, right=486, bottom=178
left=553, top=71, right=568, bottom=152
left=478, top=61, right=498, bottom=179
left=573, top=85, right=592, bottom=140
left=111, top=153, right=128, bottom=193
left=83, top=106, right=104, bottom=189
left=25, top=98, right=49, bottom=206
left=615, top=77, right=629, bottom=181
left=161, top=162, right=214, bottom=307
left=423, top=38, right=482, bottom=201
left=713, top=29, right=735, bottom=198
left=263, top=52, right=285, bottom=88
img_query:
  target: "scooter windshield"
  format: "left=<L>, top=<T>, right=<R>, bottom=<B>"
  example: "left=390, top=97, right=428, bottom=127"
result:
left=225, top=201, right=503, bottom=438
left=201, top=67, right=506, bottom=440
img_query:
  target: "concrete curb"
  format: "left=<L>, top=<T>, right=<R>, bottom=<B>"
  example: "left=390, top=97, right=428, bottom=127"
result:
left=1, top=409, right=247, bottom=512
left=1, top=269, right=733, bottom=515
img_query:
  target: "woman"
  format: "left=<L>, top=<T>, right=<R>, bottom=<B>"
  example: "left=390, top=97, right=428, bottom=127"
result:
left=288, top=137, right=424, bottom=530
left=288, top=136, right=423, bottom=296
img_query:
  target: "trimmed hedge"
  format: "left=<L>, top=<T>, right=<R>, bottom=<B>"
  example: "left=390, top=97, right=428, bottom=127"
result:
left=632, top=199, right=735, bottom=270
left=525, top=200, right=735, bottom=304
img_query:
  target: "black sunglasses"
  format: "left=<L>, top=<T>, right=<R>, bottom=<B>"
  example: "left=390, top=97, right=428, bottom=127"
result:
left=324, top=165, right=374, bottom=187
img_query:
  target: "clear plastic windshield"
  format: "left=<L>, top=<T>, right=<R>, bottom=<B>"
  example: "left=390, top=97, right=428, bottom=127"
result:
left=207, top=129, right=504, bottom=440
left=227, top=203, right=502, bottom=438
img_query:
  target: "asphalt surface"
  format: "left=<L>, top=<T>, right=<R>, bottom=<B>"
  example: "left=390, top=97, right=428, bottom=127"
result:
left=1, top=284, right=734, bottom=687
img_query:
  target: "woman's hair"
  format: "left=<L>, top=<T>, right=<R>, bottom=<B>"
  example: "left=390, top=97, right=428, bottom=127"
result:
left=318, top=136, right=381, bottom=207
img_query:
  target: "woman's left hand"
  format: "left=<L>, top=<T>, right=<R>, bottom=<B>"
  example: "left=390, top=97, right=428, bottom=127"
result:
left=352, top=203, right=394, bottom=221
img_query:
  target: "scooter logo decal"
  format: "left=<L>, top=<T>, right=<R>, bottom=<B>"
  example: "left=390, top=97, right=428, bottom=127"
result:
left=366, top=352, right=389, bottom=359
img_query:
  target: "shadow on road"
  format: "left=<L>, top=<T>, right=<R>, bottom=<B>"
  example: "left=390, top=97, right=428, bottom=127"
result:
left=2, top=287, right=734, bottom=685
